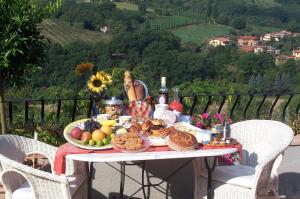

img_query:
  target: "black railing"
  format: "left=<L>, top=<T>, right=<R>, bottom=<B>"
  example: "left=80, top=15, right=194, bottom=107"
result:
left=3, top=92, right=300, bottom=131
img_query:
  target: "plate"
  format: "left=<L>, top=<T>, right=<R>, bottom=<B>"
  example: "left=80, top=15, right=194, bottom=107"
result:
left=112, top=134, right=151, bottom=153
left=205, top=138, right=238, bottom=147
left=148, top=136, right=167, bottom=146
left=63, top=119, right=113, bottom=150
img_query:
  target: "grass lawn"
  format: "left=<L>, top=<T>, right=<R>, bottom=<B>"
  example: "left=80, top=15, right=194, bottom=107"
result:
left=171, top=24, right=233, bottom=45
left=40, top=19, right=112, bottom=46
left=251, top=25, right=281, bottom=33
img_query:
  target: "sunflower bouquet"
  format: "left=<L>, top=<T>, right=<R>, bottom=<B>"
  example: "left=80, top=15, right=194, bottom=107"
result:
left=87, top=71, right=113, bottom=96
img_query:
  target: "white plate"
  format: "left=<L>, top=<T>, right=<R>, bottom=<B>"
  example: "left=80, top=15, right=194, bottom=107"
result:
left=63, top=119, right=113, bottom=150
left=148, top=136, right=167, bottom=146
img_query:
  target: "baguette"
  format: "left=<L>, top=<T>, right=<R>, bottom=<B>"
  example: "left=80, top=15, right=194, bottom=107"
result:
left=124, top=71, right=137, bottom=101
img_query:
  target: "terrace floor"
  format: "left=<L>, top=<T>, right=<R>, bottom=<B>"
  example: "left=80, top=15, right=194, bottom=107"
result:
left=1, top=146, right=299, bottom=199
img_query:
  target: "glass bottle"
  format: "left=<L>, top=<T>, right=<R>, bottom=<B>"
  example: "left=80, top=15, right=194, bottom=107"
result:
left=158, top=77, right=168, bottom=104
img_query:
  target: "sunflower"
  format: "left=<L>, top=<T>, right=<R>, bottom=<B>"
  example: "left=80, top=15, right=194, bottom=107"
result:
left=74, top=62, right=94, bottom=76
left=87, top=71, right=112, bottom=94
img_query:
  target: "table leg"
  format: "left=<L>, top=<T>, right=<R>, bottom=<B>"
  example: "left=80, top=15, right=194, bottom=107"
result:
left=87, top=162, right=94, bottom=199
left=141, top=161, right=150, bottom=199
left=205, top=157, right=217, bottom=199
left=119, top=161, right=126, bottom=199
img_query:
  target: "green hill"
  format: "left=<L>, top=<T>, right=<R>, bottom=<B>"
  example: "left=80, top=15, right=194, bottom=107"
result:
left=40, top=19, right=112, bottom=46
left=171, top=24, right=233, bottom=45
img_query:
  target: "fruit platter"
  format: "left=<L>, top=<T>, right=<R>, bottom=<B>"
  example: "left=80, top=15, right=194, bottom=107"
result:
left=64, top=118, right=117, bottom=150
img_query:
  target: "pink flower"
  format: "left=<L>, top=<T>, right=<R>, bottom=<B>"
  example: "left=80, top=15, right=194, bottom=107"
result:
left=202, top=113, right=209, bottom=119
left=196, top=122, right=202, bottom=128
left=214, top=113, right=224, bottom=124
left=227, top=118, right=233, bottom=125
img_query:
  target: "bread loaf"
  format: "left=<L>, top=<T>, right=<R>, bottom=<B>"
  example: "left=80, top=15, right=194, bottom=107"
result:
left=124, top=71, right=137, bottom=101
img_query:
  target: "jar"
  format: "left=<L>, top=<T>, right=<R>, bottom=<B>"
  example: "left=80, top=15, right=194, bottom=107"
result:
left=104, top=97, right=123, bottom=120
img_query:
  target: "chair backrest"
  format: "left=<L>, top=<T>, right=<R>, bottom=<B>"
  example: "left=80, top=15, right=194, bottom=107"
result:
left=0, top=135, right=27, bottom=165
left=230, top=120, right=293, bottom=167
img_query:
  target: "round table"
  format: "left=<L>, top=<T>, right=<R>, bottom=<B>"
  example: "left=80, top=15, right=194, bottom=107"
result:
left=67, top=147, right=238, bottom=199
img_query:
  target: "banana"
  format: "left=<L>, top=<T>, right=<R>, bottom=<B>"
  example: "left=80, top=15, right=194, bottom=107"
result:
left=101, top=120, right=117, bottom=126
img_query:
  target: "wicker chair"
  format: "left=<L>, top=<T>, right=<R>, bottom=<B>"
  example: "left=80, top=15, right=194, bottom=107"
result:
left=0, top=135, right=88, bottom=199
left=193, top=120, right=293, bottom=199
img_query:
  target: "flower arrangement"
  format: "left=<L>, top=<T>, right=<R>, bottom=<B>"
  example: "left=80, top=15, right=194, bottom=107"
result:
left=87, top=71, right=112, bottom=95
left=192, top=113, right=232, bottom=130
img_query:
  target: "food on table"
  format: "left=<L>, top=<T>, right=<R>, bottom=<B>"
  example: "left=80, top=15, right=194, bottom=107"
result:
left=168, top=131, right=198, bottom=151
left=150, top=119, right=165, bottom=126
left=116, top=127, right=128, bottom=134
left=140, top=119, right=172, bottom=137
left=125, top=101, right=151, bottom=120
left=124, top=71, right=137, bottom=101
left=100, top=125, right=113, bottom=135
left=111, top=132, right=144, bottom=151
left=92, top=129, right=106, bottom=142
left=81, top=131, right=92, bottom=144
left=70, top=127, right=82, bottom=140
left=104, top=97, right=123, bottom=120
left=101, top=119, right=117, bottom=126
left=89, top=139, right=96, bottom=146
left=84, top=120, right=101, bottom=132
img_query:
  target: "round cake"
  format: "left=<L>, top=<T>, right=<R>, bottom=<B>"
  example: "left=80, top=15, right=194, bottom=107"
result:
left=168, top=131, right=198, bottom=151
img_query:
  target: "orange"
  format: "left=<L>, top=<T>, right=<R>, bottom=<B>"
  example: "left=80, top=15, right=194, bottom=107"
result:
left=100, top=125, right=113, bottom=135
left=92, top=129, right=106, bottom=142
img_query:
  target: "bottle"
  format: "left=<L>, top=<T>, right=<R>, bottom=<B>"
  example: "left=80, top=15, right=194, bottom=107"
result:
left=158, top=77, right=168, bottom=104
left=169, top=87, right=183, bottom=113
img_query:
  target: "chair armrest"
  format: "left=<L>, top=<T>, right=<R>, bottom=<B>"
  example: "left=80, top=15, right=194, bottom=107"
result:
left=1, top=155, right=71, bottom=199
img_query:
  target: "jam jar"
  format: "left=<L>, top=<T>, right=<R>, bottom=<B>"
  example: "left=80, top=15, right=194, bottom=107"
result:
left=104, top=97, right=123, bottom=119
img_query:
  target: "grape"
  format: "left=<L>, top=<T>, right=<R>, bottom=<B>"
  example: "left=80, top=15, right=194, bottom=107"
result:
left=84, top=120, right=101, bottom=132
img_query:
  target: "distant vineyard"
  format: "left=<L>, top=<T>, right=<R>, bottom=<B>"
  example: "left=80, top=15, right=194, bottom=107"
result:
left=156, top=8, right=207, bottom=20
left=148, top=7, right=206, bottom=30
left=148, top=16, right=203, bottom=30
left=40, top=19, right=112, bottom=45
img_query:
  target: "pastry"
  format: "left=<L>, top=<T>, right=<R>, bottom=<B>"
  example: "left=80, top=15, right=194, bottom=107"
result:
left=150, top=119, right=165, bottom=126
left=111, top=132, right=144, bottom=151
left=168, top=131, right=198, bottom=151
left=141, top=120, right=153, bottom=132
left=124, top=71, right=137, bottom=101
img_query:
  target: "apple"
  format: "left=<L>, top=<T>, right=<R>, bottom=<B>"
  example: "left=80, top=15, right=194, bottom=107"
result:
left=81, top=131, right=92, bottom=144
left=70, top=127, right=82, bottom=140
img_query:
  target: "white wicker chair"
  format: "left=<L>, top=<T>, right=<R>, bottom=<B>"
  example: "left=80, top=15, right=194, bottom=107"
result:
left=193, top=120, right=293, bottom=199
left=0, top=135, right=88, bottom=199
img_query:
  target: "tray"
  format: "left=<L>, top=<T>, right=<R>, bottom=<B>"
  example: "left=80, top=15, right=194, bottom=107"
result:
left=63, top=119, right=113, bottom=150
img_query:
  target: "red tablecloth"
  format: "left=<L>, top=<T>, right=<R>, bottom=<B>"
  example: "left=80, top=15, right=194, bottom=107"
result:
left=54, top=143, right=242, bottom=175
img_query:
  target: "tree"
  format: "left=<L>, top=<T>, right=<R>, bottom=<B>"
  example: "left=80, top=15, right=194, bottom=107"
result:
left=231, top=17, right=246, bottom=30
left=0, top=0, right=61, bottom=134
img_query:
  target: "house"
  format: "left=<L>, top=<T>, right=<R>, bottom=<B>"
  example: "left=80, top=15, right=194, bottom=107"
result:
left=275, top=55, right=296, bottom=65
left=293, top=50, right=300, bottom=60
left=100, top=26, right=108, bottom=33
left=254, top=46, right=266, bottom=54
left=209, top=37, right=231, bottom=47
left=262, top=30, right=293, bottom=42
left=238, top=36, right=258, bottom=47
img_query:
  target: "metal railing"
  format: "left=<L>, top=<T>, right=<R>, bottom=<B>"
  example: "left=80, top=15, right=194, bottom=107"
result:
left=3, top=92, right=300, bottom=131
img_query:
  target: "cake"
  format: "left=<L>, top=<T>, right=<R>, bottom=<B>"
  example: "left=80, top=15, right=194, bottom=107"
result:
left=168, top=131, right=198, bottom=151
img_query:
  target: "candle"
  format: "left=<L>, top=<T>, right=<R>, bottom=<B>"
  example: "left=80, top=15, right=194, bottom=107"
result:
left=223, top=123, right=227, bottom=140
left=34, top=131, right=38, bottom=140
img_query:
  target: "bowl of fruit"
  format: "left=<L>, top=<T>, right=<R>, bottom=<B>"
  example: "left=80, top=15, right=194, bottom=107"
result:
left=63, top=119, right=116, bottom=150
